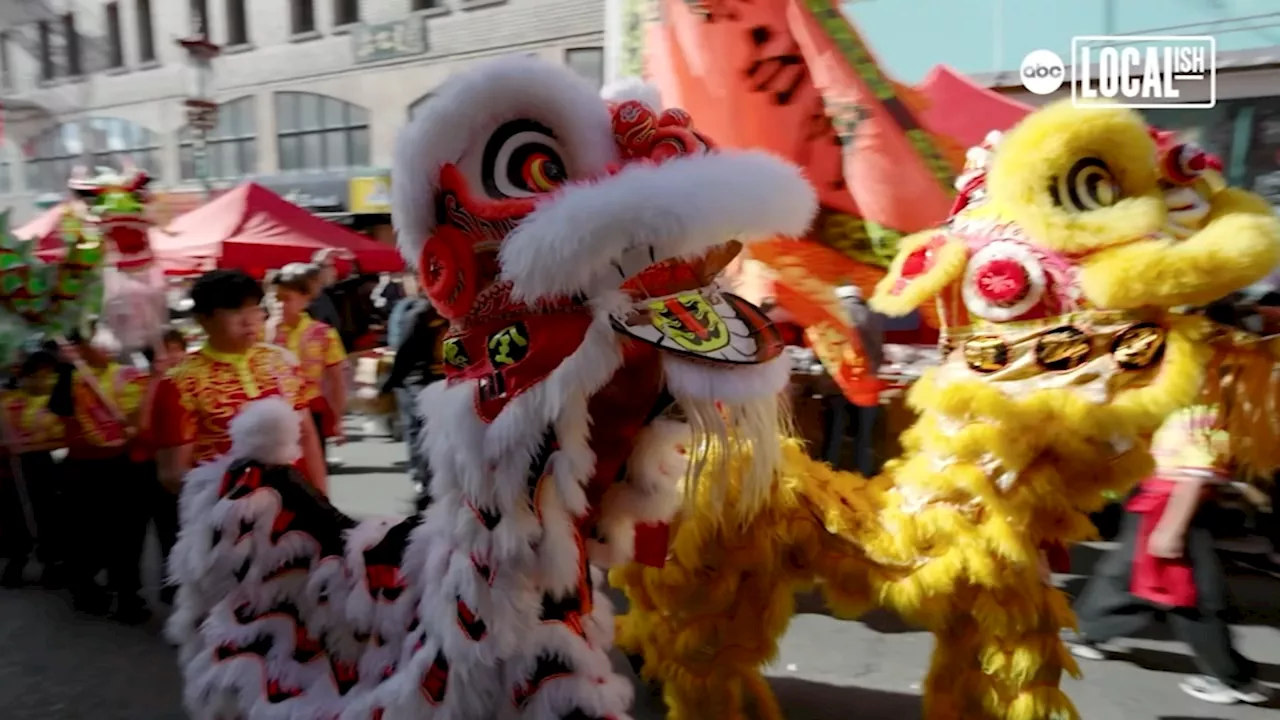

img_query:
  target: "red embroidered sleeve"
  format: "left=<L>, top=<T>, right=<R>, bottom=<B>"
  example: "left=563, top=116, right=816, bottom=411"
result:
left=150, top=376, right=197, bottom=448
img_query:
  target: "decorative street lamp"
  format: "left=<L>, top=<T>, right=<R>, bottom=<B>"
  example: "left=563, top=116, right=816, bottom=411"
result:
left=177, top=22, right=220, bottom=200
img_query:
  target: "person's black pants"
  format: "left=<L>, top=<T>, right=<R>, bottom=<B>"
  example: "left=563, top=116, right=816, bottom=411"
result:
left=395, top=386, right=431, bottom=492
left=151, top=474, right=179, bottom=590
left=820, top=395, right=881, bottom=477
left=0, top=451, right=66, bottom=578
left=312, top=411, right=328, bottom=456
left=63, top=454, right=153, bottom=602
left=1074, top=509, right=1256, bottom=689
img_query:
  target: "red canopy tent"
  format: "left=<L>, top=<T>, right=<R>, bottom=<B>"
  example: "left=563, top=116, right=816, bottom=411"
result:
left=152, top=182, right=404, bottom=277
left=916, top=65, right=1033, bottom=148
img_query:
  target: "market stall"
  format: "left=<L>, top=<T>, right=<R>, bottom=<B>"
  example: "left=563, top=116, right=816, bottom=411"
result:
left=150, top=182, right=404, bottom=277
left=915, top=65, right=1033, bottom=148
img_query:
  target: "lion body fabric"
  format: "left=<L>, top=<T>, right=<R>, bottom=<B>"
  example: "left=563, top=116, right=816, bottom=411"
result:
left=610, top=102, right=1280, bottom=720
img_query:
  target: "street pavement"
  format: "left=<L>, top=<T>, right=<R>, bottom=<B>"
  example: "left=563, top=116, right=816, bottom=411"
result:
left=2, top=419, right=1279, bottom=719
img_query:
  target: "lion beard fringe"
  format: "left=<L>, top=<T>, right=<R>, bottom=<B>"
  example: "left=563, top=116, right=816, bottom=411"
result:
left=672, top=390, right=791, bottom=522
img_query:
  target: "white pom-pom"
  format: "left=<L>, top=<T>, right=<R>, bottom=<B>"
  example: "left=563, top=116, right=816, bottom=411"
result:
left=601, top=77, right=663, bottom=110
left=228, top=397, right=302, bottom=466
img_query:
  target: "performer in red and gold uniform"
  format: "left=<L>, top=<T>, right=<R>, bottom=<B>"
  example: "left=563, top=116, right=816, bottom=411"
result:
left=153, top=269, right=327, bottom=495
left=0, top=349, right=69, bottom=588
left=139, top=326, right=192, bottom=605
left=49, top=326, right=154, bottom=621
left=270, top=264, right=348, bottom=453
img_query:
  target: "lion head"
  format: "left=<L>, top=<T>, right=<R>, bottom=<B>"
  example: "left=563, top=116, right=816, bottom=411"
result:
left=870, top=101, right=1280, bottom=516
left=875, top=101, right=1280, bottom=323
left=392, top=57, right=816, bottom=517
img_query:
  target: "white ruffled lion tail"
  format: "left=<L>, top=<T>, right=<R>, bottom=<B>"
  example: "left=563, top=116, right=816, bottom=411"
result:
left=228, top=396, right=302, bottom=466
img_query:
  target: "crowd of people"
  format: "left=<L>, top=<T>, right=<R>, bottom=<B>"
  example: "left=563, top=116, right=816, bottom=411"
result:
left=0, top=249, right=424, bottom=625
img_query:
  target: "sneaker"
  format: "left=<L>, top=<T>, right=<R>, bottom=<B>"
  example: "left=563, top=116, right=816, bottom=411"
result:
left=1061, top=630, right=1108, bottom=660
left=1179, top=675, right=1271, bottom=705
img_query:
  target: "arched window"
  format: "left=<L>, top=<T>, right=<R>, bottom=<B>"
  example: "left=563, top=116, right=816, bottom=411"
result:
left=408, top=92, right=433, bottom=120
left=179, top=96, right=257, bottom=181
left=24, top=118, right=160, bottom=193
left=275, top=92, right=370, bottom=172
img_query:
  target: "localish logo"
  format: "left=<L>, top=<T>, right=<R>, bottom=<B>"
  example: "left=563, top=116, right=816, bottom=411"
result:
left=1071, top=35, right=1216, bottom=109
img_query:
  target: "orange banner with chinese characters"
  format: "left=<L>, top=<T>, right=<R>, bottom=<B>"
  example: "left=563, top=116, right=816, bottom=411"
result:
left=644, top=0, right=969, bottom=402
left=750, top=239, right=884, bottom=405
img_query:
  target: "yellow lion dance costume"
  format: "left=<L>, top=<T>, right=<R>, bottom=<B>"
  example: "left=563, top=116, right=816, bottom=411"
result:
left=610, top=101, right=1280, bottom=720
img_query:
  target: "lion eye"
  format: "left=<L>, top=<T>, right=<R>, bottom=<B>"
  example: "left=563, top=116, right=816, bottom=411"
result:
left=1048, top=157, right=1120, bottom=212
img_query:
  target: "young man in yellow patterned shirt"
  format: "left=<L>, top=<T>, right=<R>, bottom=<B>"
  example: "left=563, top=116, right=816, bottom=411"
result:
left=153, top=270, right=327, bottom=494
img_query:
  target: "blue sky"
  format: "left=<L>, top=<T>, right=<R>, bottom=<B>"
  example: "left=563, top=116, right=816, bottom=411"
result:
left=845, top=0, right=1280, bottom=82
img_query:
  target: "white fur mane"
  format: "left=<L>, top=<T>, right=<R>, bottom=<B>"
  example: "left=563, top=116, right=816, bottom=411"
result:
left=601, top=78, right=664, bottom=111
left=227, top=397, right=301, bottom=466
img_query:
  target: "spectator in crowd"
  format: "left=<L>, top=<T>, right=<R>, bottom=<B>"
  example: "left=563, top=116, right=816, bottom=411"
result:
left=1067, top=295, right=1272, bottom=706
left=49, top=324, right=154, bottom=622
left=386, top=275, right=426, bottom=353
left=143, top=326, right=190, bottom=605
left=307, top=249, right=345, bottom=331
left=381, top=290, right=447, bottom=510
left=0, top=349, right=69, bottom=588
left=821, top=285, right=885, bottom=477
left=270, top=264, right=349, bottom=470
left=373, top=272, right=406, bottom=312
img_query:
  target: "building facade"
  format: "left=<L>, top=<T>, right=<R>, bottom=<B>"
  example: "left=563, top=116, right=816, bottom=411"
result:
left=0, top=0, right=605, bottom=224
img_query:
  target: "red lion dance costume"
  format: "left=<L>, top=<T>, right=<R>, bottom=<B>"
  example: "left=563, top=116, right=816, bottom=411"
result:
left=167, top=56, right=812, bottom=719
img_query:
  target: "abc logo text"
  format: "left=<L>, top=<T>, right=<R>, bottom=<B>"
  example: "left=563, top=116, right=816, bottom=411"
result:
left=1020, top=49, right=1066, bottom=95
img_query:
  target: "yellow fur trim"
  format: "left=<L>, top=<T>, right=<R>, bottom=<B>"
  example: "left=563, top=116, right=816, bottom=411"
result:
left=1080, top=189, right=1280, bottom=309
left=983, top=101, right=1165, bottom=256
left=869, top=231, right=967, bottom=317
left=1200, top=332, right=1280, bottom=480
